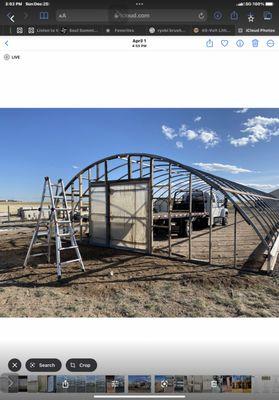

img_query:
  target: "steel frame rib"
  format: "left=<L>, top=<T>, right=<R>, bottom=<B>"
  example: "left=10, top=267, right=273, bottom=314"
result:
left=64, top=153, right=279, bottom=269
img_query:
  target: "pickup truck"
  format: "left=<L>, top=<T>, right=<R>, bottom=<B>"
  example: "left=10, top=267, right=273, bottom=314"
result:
left=153, top=189, right=228, bottom=238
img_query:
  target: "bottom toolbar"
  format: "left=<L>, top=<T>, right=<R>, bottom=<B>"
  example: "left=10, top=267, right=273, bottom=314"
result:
left=1, top=374, right=275, bottom=395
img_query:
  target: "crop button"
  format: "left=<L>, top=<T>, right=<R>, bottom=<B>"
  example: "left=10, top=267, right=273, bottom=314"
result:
left=66, top=358, right=97, bottom=372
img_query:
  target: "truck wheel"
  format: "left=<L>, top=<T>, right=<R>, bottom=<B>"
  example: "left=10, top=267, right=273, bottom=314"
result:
left=200, top=217, right=209, bottom=229
left=222, top=216, right=228, bottom=226
left=178, top=221, right=190, bottom=238
left=153, top=227, right=166, bottom=238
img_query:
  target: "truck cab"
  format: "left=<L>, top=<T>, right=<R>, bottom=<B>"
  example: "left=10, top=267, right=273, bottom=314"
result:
left=203, top=191, right=229, bottom=225
left=176, top=190, right=229, bottom=226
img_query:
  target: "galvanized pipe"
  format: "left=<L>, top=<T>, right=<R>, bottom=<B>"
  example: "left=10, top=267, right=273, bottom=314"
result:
left=189, top=173, right=193, bottom=261
left=209, top=188, right=213, bottom=264
left=234, top=207, right=237, bottom=269
left=168, top=164, right=172, bottom=257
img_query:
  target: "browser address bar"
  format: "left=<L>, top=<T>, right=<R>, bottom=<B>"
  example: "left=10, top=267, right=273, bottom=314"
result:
left=56, top=9, right=208, bottom=23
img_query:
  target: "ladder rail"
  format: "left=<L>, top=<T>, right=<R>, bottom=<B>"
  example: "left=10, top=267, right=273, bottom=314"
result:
left=48, top=178, right=63, bottom=278
left=24, top=177, right=85, bottom=280
left=60, top=179, right=85, bottom=273
left=24, top=178, right=48, bottom=267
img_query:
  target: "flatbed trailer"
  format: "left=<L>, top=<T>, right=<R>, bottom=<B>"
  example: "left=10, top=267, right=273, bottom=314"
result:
left=153, top=210, right=209, bottom=238
left=153, top=211, right=208, bottom=220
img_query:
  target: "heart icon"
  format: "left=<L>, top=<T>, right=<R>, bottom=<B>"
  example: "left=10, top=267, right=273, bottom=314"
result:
left=221, top=40, right=229, bottom=47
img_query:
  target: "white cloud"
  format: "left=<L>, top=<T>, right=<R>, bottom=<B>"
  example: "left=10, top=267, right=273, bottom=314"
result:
left=194, top=162, right=252, bottom=174
left=176, top=141, right=184, bottom=149
left=162, top=125, right=177, bottom=140
left=162, top=124, right=220, bottom=148
left=179, top=125, right=198, bottom=140
left=230, top=115, right=279, bottom=147
left=230, top=137, right=250, bottom=147
left=235, top=108, right=249, bottom=114
left=72, top=165, right=79, bottom=169
left=194, top=116, right=202, bottom=122
left=187, top=130, right=199, bottom=140
left=199, top=129, right=220, bottom=148
left=244, top=116, right=279, bottom=128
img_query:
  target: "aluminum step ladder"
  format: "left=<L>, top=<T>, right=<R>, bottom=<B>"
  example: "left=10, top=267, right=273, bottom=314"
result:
left=24, top=177, right=85, bottom=280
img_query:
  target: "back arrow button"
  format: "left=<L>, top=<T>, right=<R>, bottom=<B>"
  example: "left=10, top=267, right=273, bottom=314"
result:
left=7, top=12, right=15, bottom=23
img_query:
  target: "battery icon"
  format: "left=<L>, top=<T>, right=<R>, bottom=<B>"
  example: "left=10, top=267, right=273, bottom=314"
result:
left=265, top=2, right=274, bottom=6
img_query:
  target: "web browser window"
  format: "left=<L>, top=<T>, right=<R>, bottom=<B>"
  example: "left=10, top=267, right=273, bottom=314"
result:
left=0, top=1, right=279, bottom=399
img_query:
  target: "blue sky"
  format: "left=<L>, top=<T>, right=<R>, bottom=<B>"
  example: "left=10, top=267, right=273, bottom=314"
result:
left=0, top=108, right=278, bottom=200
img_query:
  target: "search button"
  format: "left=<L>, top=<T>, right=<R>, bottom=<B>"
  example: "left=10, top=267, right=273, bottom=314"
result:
left=26, top=358, right=62, bottom=372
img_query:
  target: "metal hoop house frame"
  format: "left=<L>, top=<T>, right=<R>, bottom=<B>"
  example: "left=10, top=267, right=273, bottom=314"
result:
left=65, top=153, right=279, bottom=273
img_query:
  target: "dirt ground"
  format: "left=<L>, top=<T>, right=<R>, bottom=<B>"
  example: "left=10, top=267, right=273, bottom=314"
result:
left=0, top=226, right=278, bottom=318
left=153, top=213, right=263, bottom=268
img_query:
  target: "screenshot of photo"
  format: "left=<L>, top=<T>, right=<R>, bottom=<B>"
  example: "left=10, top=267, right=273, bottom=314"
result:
left=0, top=1, right=279, bottom=399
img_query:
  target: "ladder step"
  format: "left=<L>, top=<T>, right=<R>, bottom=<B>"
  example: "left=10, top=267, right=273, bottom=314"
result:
left=61, top=259, right=81, bottom=266
left=60, top=246, right=78, bottom=251
left=25, top=177, right=85, bottom=276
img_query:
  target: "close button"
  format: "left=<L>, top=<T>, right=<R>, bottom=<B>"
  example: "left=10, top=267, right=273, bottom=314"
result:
left=66, top=358, right=97, bottom=372
left=8, top=359, right=22, bottom=372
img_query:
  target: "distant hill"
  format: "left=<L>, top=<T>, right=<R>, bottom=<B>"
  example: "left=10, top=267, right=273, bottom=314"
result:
left=271, top=189, right=279, bottom=198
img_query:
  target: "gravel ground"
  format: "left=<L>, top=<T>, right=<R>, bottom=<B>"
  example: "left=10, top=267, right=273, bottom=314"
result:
left=0, top=227, right=278, bottom=318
